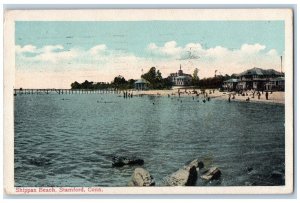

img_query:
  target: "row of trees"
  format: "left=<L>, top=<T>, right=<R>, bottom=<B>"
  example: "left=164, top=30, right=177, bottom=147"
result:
left=192, top=74, right=231, bottom=89
left=71, top=80, right=111, bottom=90
left=70, top=67, right=230, bottom=90
left=70, top=67, right=173, bottom=90
left=70, top=77, right=135, bottom=90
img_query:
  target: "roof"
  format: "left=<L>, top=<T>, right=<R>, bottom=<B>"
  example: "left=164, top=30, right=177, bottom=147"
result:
left=134, top=78, right=150, bottom=84
left=176, top=75, right=191, bottom=79
left=238, top=67, right=284, bottom=77
left=270, top=77, right=285, bottom=81
left=224, top=78, right=238, bottom=83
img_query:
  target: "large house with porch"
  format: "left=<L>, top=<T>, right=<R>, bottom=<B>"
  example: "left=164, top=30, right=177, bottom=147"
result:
left=236, top=67, right=284, bottom=90
left=223, top=67, right=284, bottom=91
left=265, top=77, right=285, bottom=91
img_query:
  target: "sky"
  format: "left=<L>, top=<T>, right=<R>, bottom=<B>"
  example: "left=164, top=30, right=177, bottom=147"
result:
left=15, top=21, right=285, bottom=89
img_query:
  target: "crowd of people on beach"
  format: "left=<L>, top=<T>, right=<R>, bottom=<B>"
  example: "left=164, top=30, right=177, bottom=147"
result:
left=228, top=89, right=270, bottom=103
left=116, top=87, right=282, bottom=104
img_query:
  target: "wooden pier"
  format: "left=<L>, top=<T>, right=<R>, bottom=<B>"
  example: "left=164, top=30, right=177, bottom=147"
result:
left=14, top=88, right=119, bottom=96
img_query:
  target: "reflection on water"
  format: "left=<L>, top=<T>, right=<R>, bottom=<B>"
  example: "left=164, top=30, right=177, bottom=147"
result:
left=14, top=93, right=285, bottom=186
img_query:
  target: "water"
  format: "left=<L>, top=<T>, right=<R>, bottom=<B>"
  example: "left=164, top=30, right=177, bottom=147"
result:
left=14, top=93, right=285, bottom=187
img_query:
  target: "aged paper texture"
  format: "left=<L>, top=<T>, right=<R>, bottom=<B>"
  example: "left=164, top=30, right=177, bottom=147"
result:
left=4, top=9, right=293, bottom=195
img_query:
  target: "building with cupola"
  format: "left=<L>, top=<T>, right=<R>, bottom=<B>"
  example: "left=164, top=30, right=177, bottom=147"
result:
left=168, top=65, right=192, bottom=86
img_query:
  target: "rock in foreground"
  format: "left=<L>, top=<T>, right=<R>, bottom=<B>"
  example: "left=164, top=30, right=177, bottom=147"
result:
left=163, top=159, right=204, bottom=186
left=112, top=156, right=144, bottom=167
left=128, top=168, right=155, bottom=186
left=200, top=167, right=221, bottom=181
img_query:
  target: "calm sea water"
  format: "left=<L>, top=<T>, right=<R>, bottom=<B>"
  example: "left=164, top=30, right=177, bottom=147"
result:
left=14, top=93, right=285, bottom=187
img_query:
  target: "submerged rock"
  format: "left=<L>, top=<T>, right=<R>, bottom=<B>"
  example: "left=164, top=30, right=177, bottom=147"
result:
left=163, top=159, right=204, bottom=186
left=271, top=170, right=284, bottom=179
left=112, top=156, right=144, bottom=167
left=29, top=156, right=51, bottom=166
left=245, top=181, right=256, bottom=186
left=184, top=159, right=204, bottom=171
left=200, top=167, right=221, bottom=181
left=128, top=168, right=155, bottom=186
left=247, top=167, right=253, bottom=173
left=270, top=170, right=285, bottom=185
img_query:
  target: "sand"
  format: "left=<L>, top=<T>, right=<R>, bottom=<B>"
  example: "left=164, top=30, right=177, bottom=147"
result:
left=130, top=88, right=285, bottom=104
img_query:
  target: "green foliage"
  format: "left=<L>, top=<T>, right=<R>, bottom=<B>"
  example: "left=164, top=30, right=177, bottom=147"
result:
left=112, top=75, right=127, bottom=89
left=192, top=68, right=199, bottom=80
left=70, top=80, right=110, bottom=90
left=70, top=66, right=202, bottom=90
left=141, top=67, right=156, bottom=85
left=70, top=76, right=136, bottom=90
left=161, top=78, right=173, bottom=89
left=71, top=81, right=80, bottom=89
left=81, top=80, right=94, bottom=89
left=191, top=68, right=200, bottom=86
left=127, top=79, right=137, bottom=89
left=197, top=75, right=230, bottom=89
left=141, top=67, right=170, bottom=89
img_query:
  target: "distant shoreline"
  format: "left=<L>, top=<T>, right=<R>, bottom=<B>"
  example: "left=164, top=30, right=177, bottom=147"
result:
left=130, top=89, right=285, bottom=105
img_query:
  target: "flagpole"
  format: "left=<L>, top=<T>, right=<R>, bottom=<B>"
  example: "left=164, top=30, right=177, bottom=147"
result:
left=280, top=56, right=283, bottom=73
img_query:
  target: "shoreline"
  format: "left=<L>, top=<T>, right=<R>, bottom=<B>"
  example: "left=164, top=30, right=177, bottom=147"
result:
left=130, top=89, right=285, bottom=105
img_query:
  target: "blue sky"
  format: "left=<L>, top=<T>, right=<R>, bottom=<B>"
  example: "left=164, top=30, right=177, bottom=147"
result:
left=15, top=21, right=285, bottom=88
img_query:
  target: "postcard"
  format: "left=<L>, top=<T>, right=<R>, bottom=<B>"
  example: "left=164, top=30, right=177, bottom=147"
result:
left=3, top=8, right=294, bottom=195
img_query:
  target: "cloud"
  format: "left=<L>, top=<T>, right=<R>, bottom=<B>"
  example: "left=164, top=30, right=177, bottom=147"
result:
left=147, top=41, right=280, bottom=64
left=240, top=43, right=266, bottom=53
left=16, top=44, right=132, bottom=65
left=15, top=44, right=37, bottom=53
left=89, top=44, right=107, bottom=55
left=15, top=42, right=284, bottom=88
left=147, top=41, right=182, bottom=58
left=16, top=44, right=80, bottom=64
left=145, top=41, right=283, bottom=78
left=42, top=45, right=64, bottom=53
left=267, top=49, right=279, bottom=56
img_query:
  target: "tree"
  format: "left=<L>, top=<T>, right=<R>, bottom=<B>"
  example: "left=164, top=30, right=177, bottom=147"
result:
left=81, top=80, right=94, bottom=89
left=156, top=70, right=162, bottom=80
left=192, top=68, right=199, bottom=80
left=161, top=78, right=173, bottom=89
left=141, top=67, right=168, bottom=89
left=112, top=75, right=127, bottom=89
left=71, top=81, right=80, bottom=89
left=113, top=75, right=127, bottom=85
left=127, top=79, right=137, bottom=89
left=198, top=75, right=227, bottom=89
left=192, top=68, right=200, bottom=86
left=142, top=67, right=157, bottom=85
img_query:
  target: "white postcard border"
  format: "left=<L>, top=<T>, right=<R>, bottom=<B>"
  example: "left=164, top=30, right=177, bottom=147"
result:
left=3, top=9, right=294, bottom=195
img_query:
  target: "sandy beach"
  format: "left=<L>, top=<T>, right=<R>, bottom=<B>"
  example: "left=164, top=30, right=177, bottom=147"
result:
left=131, top=88, right=285, bottom=104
